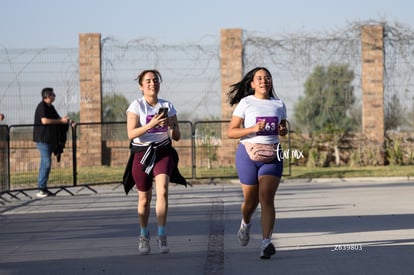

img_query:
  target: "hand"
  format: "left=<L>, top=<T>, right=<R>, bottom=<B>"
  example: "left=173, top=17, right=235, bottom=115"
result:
left=68, top=120, right=77, bottom=127
left=149, top=113, right=168, bottom=128
left=279, top=122, right=288, bottom=136
left=254, top=119, right=266, bottom=132
left=61, top=116, right=70, bottom=124
left=159, top=115, right=168, bottom=127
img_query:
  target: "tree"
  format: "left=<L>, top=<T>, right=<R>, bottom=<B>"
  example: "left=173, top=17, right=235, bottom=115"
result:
left=102, top=93, right=129, bottom=122
left=67, top=111, right=80, bottom=123
left=67, top=93, right=129, bottom=123
left=294, top=64, right=356, bottom=133
left=385, top=94, right=405, bottom=130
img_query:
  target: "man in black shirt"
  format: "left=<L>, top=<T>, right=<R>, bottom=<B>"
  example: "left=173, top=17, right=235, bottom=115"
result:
left=33, top=87, right=71, bottom=198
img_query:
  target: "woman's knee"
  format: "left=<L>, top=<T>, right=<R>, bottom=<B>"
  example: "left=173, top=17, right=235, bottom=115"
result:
left=139, top=192, right=151, bottom=205
left=243, top=195, right=259, bottom=209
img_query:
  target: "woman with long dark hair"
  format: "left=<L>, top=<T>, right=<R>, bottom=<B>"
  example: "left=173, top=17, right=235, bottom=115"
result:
left=227, top=67, right=288, bottom=259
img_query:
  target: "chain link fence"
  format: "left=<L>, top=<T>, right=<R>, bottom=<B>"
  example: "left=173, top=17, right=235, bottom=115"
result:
left=1, top=22, right=414, bottom=130
left=2, top=22, right=414, bottom=195
left=100, top=37, right=221, bottom=122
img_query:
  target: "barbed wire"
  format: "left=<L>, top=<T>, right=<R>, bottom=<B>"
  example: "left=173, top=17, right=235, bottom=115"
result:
left=1, top=20, right=414, bottom=129
left=100, top=36, right=221, bottom=121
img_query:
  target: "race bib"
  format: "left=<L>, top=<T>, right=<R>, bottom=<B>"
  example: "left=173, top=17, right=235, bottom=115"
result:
left=256, top=116, right=278, bottom=136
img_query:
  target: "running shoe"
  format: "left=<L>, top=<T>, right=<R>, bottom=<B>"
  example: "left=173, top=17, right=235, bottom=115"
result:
left=260, top=242, right=276, bottom=259
left=138, top=234, right=151, bottom=255
left=36, top=189, right=55, bottom=198
left=36, top=190, right=48, bottom=198
left=238, top=224, right=250, bottom=246
left=157, top=235, right=170, bottom=254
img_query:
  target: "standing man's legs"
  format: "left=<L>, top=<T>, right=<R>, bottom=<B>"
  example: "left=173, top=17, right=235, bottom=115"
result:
left=36, top=142, right=52, bottom=197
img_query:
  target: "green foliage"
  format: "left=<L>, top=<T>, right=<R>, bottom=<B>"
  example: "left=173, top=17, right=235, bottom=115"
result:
left=102, top=93, right=129, bottom=122
left=385, top=94, right=406, bottom=130
left=66, top=93, right=129, bottom=123
left=195, top=123, right=221, bottom=169
left=349, top=149, right=363, bottom=168
left=306, top=148, right=319, bottom=168
left=386, top=138, right=404, bottom=165
left=67, top=111, right=80, bottom=122
left=294, top=64, right=356, bottom=133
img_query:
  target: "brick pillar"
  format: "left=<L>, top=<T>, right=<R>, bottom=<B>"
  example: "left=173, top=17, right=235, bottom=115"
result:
left=220, top=29, right=244, bottom=164
left=78, top=33, right=102, bottom=166
left=361, top=25, right=385, bottom=145
left=220, top=29, right=243, bottom=120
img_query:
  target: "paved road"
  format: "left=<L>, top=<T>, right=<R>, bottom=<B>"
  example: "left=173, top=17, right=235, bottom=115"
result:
left=1, top=178, right=413, bottom=275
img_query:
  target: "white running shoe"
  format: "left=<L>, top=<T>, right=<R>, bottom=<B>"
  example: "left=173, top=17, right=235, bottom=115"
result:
left=138, top=234, right=151, bottom=255
left=238, top=223, right=250, bottom=246
left=36, top=190, right=55, bottom=198
left=157, top=235, right=170, bottom=254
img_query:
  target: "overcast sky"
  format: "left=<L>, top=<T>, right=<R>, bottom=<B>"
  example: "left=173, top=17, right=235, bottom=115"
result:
left=1, top=0, right=413, bottom=48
